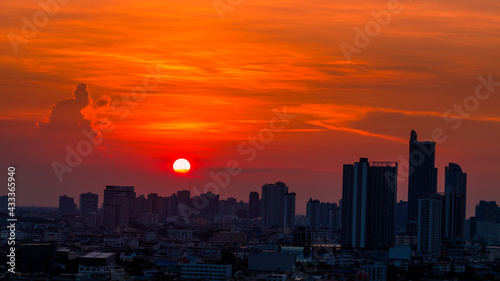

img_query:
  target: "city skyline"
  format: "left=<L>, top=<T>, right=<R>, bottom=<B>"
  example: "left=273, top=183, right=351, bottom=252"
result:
left=2, top=0, right=500, bottom=219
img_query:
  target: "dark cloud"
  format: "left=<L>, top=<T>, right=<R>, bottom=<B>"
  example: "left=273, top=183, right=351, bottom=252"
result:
left=38, top=83, right=93, bottom=139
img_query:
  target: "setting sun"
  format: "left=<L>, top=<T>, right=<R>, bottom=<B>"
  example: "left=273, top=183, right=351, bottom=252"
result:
left=173, top=158, right=191, bottom=174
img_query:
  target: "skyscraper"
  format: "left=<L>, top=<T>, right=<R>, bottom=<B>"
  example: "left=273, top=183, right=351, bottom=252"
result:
left=103, top=186, right=136, bottom=229
left=417, top=195, right=442, bottom=255
left=341, top=158, right=397, bottom=249
left=284, top=192, right=296, bottom=228
left=261, top=181, right=292, bottom=229
left=408, top=130, right=438, bottom=222
left=79, top=192, right=98, bottom=216
left=59, top=195, right=77, bottom=215
left=444, top=163, right=467, bottom=241
left=249, top=191, right=260, bottom=219
left=307, top=198, right=320, bottom=230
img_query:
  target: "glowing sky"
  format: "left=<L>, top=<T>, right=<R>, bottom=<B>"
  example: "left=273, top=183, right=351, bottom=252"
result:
left=1, top=0, right=500, bottom=217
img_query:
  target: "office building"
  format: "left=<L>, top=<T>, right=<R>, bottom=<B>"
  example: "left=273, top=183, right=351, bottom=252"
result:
left=261, top=182, right=294, bottom=229
left=284, top=192, right=296, bottom=228
left=444, top=163, right=467, bottom=241
left=79, top=192, right=98, bottom=216
left=417, top=195, right=442, bottom=255
left=249, top=191, right=260, bottom=218
left=341, top=158, right=397, bottom=249
left=103, top=186, right=136, bottom=229
left=59, top=195, right=77, bottom=215
left=408, top=130, right=438, bottom=222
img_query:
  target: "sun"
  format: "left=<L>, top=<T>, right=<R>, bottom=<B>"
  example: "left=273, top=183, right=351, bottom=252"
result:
left=173, top=158, right=191, bottom=174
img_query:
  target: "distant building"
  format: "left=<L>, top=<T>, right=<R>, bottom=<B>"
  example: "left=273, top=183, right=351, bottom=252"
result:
left=20, top=243, right=55, bottom=276
left=341, top=158, right=397, bottom=249
left=444, top=163, right=467, bottom=241
left=307, top=198, right=339, bottom=230
left=79, top=192, right=98, bottom=216
left=475, top=201, right=500, bottom=222
left=284, top=192, right=296, bottom=228
left=180, top=263, right=231, bottom=281
left=307, top=198, right=320, bottom=230
left=59, top=195, right=76, bottom=215
left=407, top=130, right=438, bottom=223
left=261, top=182, right=295, bottom=229
left=417, top=194, right=442, bottom=255
left=249, top=191, right=260, bottom=218
left=103, top=186, right=136, bottom=229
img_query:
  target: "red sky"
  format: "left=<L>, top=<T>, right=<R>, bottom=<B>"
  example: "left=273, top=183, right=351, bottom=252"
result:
left=1, top=0, right=500, bottom=217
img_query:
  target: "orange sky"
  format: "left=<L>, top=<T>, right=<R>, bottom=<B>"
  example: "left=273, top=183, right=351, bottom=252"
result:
left=1, top=0, right=500, bottom=217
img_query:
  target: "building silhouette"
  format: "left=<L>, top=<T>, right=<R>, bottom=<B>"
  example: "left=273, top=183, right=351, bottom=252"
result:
left=261, top=182, right=295, bottom=229
left=444, top=163, right=467, bottom=241
left=284, top=192, right=296, bottom=228
left=79, top=192, right=98, bottom=216
left=103, top=186, right=136, bottom=229
left=417, top=194, right=442, bottom=255
left=408, top=130, right=438, bottom=223
left=341, top=158, right=397, bottom=249
left=59, top=195, right=77, bottom=215
left=475, top=201, right=500, bottom=222
left=249, top=191, right=260, bottom=219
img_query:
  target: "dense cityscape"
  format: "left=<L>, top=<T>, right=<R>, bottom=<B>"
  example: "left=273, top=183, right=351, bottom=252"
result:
left=1, top=130, right=499, bottom=281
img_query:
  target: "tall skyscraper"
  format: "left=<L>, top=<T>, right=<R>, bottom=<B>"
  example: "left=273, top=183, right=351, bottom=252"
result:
left=444, top=163, right=467, bottom=241
left=249, top=191, right=260, bottom=219
left=284, top=192, right=296, bottom=228
left=59, top=195, right=77, bottom=215
left=417, top=195, right=442, bottom=255
left=408, top=130, right=438, bottom=222
left=103, top=186, right=136, bottom=229
left=307, top=198, right=320, bottom=230
left=79, top=192, right=98, bottom=216
left=341, top=158, right=397, bottom=249
left=261, top=181, right=293, bottom=229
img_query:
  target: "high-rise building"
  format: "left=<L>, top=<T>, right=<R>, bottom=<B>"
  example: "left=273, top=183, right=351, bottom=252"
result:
left=284, top=192, right=296, bottom=228
left=444, top=163, right=467, bottom=241
left=249, top=191, right=260, bottom=219
left=307, top=198, right=320, bottom=230
left=417, top=195, right=442, bottom=255
left=59, top=195, right=77, bottom=215
left=103, top=186, right=136, bottom=229
left=261, top=182, right=293, bottom=229
left=341, top=158, right=397, bottom=249
left=396, top=200, right=408, bottom=233
left=307, top=199, right=340, bottom=230
left=408, top=130, right=438, bottom=222
left=329, top=203, right=342, bottom=231
left=475, top=201, right=500, bottom=223
left=79, top=192, right=98, bottom=216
